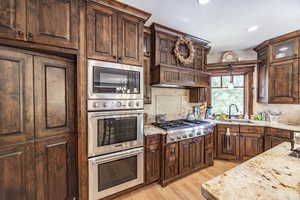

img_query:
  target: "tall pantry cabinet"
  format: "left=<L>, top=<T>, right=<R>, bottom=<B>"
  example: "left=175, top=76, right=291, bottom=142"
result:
left=0, top=47, right=77, bottom=200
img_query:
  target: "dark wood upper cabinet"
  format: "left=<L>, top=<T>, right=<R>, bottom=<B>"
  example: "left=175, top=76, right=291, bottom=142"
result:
left=0, top=47, right=34, bottom=146
left=254, top=31, right=300, bottom=104
left=87, top=2, right=149, bottom=66
left=35, top=135, right=77, bottom=200
left=190, top=87, right=208, bottom=103
left=269, top=59, right=299, bottom=104
left=144, top=31, right=151, bottom=57
left=0, top=0, right=26, bottom=41
left=257, top=46, right=268, bottom=103
left=87, top=2, right=118, bottom=62
left=34, top=56, right=75, bottom=138
left=118, top=13, right=143, bottom=66
left=27, top=0, right=79, bottom=49
left=143, top=56, right=152, bottom=104
left=150, top=23, right=211, bottom=88
left=271, top=38, right=299, bottom=62
left=0, top=143, right=35, bottom=200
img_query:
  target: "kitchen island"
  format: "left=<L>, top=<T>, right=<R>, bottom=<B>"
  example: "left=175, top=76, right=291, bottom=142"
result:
left=201, top=142, right=300, bottom=200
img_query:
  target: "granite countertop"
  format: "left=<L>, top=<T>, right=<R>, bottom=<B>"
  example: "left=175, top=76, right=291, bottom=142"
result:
left=201, top=142, right=300, bottom=200
left=144, top=125, right=167, bottom=136
left=216, top=120, right=300, bottom=132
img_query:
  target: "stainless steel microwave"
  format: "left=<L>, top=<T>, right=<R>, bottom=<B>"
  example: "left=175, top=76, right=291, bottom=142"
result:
left=88, top=60, right=143, bottom=100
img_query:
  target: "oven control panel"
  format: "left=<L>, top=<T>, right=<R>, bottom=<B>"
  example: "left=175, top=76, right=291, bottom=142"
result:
left=88, top=100, right=144, bottom=111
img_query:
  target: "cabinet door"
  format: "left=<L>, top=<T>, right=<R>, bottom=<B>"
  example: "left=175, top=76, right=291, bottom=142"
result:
left=257, top=63, right=268, bottom=102
left=269, top=59, right=299, bottom=103
left=257, top=46, right=268, bottom=103
left=193, top=43, right=204, bottom=71
left=144, top=32, right=151, bottom=57
left=27, top=0, right=79, bottom=49
left=190, top=137, right=204, bottom=169
left=118, top=13, right=143, bottom=66
left=189, top=87, right=207, bottom=103
left=143, top=56, right=152, bottom=104
left=0, top=143, right=35, bottom=200
left=239, top=133, right=264, bottom=161
left=179, top=139, right=192, bottom=174
left=35, top=135, right=77, bottom=200
left=271, top=137, right=290, bottom=148
left=34, top=56, right=75, bottom=139
left=145, top=144, right=160, bottom=184
left=87, top=2, right=118, bottom=62
left=271, top=38, right=299, bottom=62
left=164, top=143, right=179, bottom=180
left=217, top=132, right=239, bottom=160
left=0, top=48, right=34, bottom=146
left=0, top=0, right=26, bottom=40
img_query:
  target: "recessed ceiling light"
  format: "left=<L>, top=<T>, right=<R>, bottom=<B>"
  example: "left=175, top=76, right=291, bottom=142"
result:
left=198, top=0, right=211, bottom=5
left=247, top=25, right=259, bottom=32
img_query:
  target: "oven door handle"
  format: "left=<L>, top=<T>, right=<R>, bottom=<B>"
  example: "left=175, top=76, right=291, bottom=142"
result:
left=90, top=148, right=144, bottom=164
left=89, top=113, right=143, bottom=119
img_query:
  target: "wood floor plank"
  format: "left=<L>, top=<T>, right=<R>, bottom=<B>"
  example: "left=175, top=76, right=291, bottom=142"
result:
left=114, top=160, right=239, bottom=200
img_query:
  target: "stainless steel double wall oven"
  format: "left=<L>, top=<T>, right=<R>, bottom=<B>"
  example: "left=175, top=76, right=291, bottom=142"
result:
left=87, top=60, right=144, bottom=200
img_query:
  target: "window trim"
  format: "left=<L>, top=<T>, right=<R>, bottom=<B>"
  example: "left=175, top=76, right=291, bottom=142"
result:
left=211, top=75, right=246, bottom=115
left=208, top=72, right=254, bottom=116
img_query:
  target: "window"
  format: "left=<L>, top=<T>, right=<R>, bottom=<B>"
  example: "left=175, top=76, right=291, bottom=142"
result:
left=211, top=75, right=245, bottom=115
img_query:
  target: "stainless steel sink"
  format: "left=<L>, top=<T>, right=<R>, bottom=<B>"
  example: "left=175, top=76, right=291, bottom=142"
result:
left=218, top=119, right=254, bottom=124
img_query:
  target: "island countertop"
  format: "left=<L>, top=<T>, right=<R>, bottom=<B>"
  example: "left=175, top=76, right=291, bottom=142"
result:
left=201, top=142, right=300, bottom=200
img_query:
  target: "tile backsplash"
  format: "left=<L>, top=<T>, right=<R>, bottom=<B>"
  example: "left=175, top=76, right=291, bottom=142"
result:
left=144, top=87, right=200, bottom=123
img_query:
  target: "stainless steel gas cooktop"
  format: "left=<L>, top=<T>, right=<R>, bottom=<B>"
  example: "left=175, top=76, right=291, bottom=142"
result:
left=152, top=119, right=215, bottom=143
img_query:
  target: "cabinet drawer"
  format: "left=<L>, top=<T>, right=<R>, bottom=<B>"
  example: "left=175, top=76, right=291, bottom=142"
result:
left=240, top=125, right=264, bottom=134
left=270, top=128, right=292, bottom=139
left=217, top=124, right=239, bottom=133
left=146, top=143, right=160, bottom=151
left=145, top=134, right=161, bottom=146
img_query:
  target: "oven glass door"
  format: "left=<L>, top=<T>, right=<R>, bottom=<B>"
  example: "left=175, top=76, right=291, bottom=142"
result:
left=89, top=148, right=144, bottom=200
left=88, top=60, right=143, bottom=100
left=88, top=110, right=143, bottom=156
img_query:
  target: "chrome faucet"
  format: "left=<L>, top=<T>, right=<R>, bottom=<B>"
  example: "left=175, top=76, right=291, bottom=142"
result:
left=229, top=104, right=239, bottom=119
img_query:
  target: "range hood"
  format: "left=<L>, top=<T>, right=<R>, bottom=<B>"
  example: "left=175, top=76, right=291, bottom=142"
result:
left=151, top=65, right=210, bottom=88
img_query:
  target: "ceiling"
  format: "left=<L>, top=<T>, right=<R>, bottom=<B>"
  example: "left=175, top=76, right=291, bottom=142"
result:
left=119, top=0, right=300, bottom=53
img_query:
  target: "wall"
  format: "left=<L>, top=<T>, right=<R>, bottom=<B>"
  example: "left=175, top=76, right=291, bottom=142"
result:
left=144, top=87, right=200, bottom=123
left=208, top=49, right=300, bottom=124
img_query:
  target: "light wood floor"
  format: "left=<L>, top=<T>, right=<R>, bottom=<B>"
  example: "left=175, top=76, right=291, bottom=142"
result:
left=114, top=160, right=239, bottom=200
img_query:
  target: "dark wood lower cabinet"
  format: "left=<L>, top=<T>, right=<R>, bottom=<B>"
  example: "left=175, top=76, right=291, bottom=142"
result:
left=191, top=137, right=205, bottom=168
left=162, top=134, right=212, bottom=186
left=164, top=143, right=179, bottom=180
left=145, top=135, right=161, bottom=184
left=217, top=132, right=240, bottom=161
left=179, top=137, right=205, bottom=175
left=35, top=135, right=77, bottom=200
left=0, top=142, right=35, bottom=200
left=265, top=128, right=292, bottom=151
left=216, top=125, right=293, bottom=161
left=205, top=134, right=213, bottom=165
left=179, top=139, right=192, bottom=174
left=239, top=133, right=264, bottom=161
